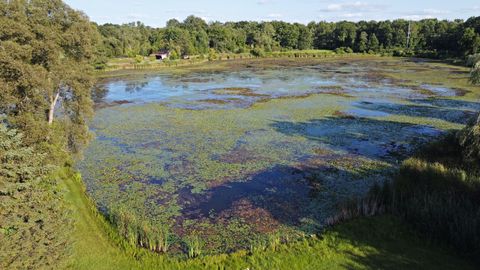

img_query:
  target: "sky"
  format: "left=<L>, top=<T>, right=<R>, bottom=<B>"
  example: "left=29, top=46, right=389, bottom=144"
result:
left=64, top=0, right=480, bottom=27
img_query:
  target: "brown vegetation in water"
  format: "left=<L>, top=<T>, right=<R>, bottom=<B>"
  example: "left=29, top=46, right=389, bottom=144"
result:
left=211, top=87, right=269, bottom=97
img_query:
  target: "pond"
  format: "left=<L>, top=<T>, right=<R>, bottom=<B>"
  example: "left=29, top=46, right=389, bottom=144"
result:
left=79, top=58, right=479, bottom=253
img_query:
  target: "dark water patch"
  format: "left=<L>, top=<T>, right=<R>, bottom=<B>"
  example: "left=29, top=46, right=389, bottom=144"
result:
left=179, top=165, right=312, bottom=225
left=410, top=98, right=480, bottom=111
left=149, top=178, right=165, bottom=185
left=271, top=117, right=444, bottom=161
left=355, top=101, right=476, bottom=124
left=344, top=108, right=391, bottom=118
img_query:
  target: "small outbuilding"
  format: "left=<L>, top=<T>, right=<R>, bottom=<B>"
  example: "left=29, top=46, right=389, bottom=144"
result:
left=154, top=50, right=170, bottom=60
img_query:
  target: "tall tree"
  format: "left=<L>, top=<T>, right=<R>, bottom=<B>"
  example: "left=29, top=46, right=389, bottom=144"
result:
left=358, top=31, right=369, bottom=52
left=368, top=33, right=380, bottom=51
left=0, top=0, right=98, bottom=152
left=460, top=27, right=480, bottom=56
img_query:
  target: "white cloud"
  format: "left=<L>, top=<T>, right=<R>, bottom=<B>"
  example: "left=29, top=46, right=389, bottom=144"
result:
left=320, top=1, right=385, bottom=13
left=419, top=9, right=450, bottom=15
left=401, top=9, right=451, bottom=20
left=340, top=13, right=363, bottom=18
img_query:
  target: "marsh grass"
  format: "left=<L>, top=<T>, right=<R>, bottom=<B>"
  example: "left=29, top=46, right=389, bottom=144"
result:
left=183, top=235, right=203, bottom=258
left=108, top=207, right=171, bottom=253
left=335, top=120, right=480, bottom=262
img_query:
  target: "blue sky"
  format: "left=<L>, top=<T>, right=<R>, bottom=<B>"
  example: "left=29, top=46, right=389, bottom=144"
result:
left=64, top=0, right=480, bottom=27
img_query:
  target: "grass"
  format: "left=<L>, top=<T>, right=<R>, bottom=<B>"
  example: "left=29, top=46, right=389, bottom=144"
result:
left=331, top=122, right=480, bottom=264
left=388, top=129, right=480, bottom=260
left=62, top=168, right=475, bottom=269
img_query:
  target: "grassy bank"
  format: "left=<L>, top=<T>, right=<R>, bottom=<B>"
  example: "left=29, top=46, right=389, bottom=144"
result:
left=96, top=50, right=345, bottom=74
left=62, top=168, right=475, bottom=269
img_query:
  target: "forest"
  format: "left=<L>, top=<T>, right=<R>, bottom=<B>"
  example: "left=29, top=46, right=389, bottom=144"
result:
left=94, top=16, right=480, bottom=62
left=1, top=0, right=480, bottom=269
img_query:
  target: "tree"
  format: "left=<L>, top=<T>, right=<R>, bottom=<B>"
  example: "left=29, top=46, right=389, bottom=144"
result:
left=368, top=33, right=380, bottom=52
left=460, top=27, right=480, bottom=56
left=358, top=31, right=369, bottom=52
left=297, top=24, right=313, bottom=50
left=333, top=21, right=357, bottom=49
left=0, top=0, right=98, bottom=152
left=0, top=122, right=71, bottom=269
left=273, top=22, right=300, bottom=49
left=470, top=61, right=480, bottom=85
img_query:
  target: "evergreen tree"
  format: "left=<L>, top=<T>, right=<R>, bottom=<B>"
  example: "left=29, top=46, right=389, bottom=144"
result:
left=358, top=31, right=369, bottom=52
left=368, top=33, right=380, bottom=52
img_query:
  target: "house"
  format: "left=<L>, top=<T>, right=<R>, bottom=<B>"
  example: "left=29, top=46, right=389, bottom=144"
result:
left=154, top=50, right=170, bottom=60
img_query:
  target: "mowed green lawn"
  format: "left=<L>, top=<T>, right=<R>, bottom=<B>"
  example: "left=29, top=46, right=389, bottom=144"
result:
left=63, top=173, right=475, bottom=270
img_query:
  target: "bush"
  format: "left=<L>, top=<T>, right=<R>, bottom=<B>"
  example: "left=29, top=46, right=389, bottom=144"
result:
left=466, top=54, right=480, bottom=67
left=134, top=55, right=144, bottom=63
left=334, top=47, right=345, bottom=54
left=250, top=47, right=266, bottom=57
left=208, top=49, right=218, bottom=61
left=457, top=113, right=480, bottom=163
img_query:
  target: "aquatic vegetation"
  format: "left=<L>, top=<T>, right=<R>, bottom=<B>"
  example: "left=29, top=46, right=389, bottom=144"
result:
left=184, top=235, right=203, bottom=258
left=77, top=57, right=480, bottom=255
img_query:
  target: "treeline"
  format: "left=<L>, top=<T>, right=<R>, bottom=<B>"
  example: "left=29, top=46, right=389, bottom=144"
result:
left=94, top=15, right=480, bottom=64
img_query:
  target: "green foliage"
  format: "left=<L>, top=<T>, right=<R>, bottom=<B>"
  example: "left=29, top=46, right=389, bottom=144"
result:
left=135, top=55, right=144, bottom=63
left=0, top=125, right=69, bottom=269
left=207, top=48, right=218, bottom=61
left=467, top=54, right=480, bottom=84
left=368, top=33, right=380, bottom=52
left=461, top=27, right=480, bottom=56
left=457, top=114, right=480, bottom=162
left=95, top=15, right=480, bottom=61
left=184, top=235, right=203, bottom=258
left=0, top=1, right=99, bottom=268
left=364, top=129, right=480, bottom=262
left=0, top=0, right=97, bottom=153
left=250, top=47, right=266, bottom=57
left=108, top=206, right=171, bottom=253
left=358, top=31, right=369, bottom=52
left=470, top=63, right=480, bottom=85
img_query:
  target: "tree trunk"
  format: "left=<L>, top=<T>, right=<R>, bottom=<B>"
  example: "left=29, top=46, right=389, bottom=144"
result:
left=48, top=91, right=60, bottom=125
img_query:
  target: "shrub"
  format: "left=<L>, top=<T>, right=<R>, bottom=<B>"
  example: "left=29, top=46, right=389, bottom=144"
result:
left=334, top=47, right=345, bottom=54
left=134, top=55, right=144, bottom=63
left=250, top=47, right=266, bottom=57
left=457, top=113, right=480, bottom=163
left=469, top=62, right=480, bottom=85
left=208, top=49, right=218, bottom=61
left=466, top=53, right=480, bottom=67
